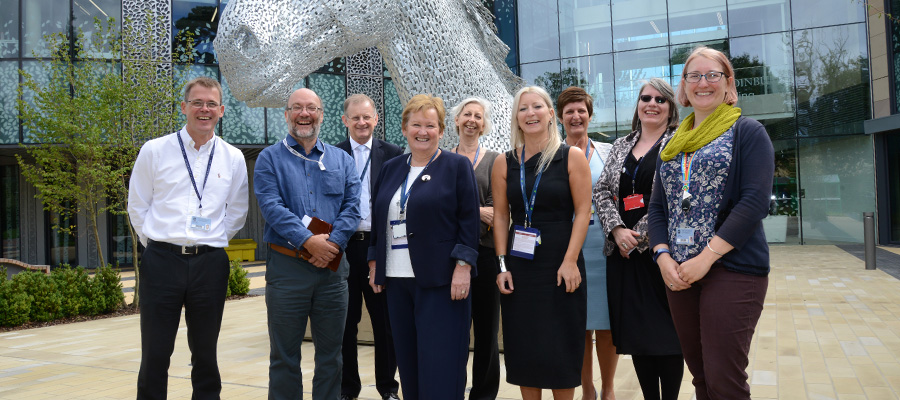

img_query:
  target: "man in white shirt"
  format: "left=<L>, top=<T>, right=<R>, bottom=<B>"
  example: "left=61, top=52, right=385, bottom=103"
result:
left=128, top=76, right=249, bottom=400
left=335, top=94, right=403, bottom=400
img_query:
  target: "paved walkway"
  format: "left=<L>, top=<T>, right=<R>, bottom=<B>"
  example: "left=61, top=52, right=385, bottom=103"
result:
left=2, top=246, right=900, bottom=399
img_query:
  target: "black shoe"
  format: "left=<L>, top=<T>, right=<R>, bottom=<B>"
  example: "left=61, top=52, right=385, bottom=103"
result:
left=381, top=393, right=400, bottom=400
left=340, top=395, right=356, bottom=400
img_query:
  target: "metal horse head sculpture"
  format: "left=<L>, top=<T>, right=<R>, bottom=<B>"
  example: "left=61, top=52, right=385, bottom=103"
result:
left=213, top=0, right=524, bottom=151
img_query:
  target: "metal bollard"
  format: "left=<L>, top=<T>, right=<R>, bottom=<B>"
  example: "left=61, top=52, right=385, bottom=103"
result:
left=864, top=212, right=876, bottom=270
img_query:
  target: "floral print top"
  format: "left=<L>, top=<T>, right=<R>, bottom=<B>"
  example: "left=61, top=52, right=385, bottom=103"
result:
left=658, top=128, right=734, bottom=262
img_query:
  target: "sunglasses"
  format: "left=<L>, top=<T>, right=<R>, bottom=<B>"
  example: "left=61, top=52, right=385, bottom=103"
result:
left=640, top=95, right=667, bottom=104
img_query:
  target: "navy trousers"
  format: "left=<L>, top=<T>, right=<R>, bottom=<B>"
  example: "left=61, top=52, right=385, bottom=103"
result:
left=385, top=277, right=471, bottom=400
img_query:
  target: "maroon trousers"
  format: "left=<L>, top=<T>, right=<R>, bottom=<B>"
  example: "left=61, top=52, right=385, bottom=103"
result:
left=666, top=265, right=767, bottom=400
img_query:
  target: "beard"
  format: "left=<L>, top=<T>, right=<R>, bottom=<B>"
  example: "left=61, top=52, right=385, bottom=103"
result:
left=290, top=120, right=320, bottom=142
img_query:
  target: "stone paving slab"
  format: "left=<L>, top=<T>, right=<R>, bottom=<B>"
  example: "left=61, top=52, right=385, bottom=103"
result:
left=2, top=246, right=900, bottom=399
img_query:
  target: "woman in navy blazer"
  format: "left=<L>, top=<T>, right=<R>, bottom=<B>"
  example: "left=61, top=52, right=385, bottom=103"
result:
left=367, top=94, right=480, bottom=400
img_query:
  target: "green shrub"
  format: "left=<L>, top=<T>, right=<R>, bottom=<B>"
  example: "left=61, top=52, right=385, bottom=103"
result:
left=11, top=270, right=62, bottom=322
left=227, top=259, right=250, bottom=297
left=0, top=267, right=31, bottom=327
left=91, top=265, right=124, bottom=313
left=51, top=266, right=92, bottom=318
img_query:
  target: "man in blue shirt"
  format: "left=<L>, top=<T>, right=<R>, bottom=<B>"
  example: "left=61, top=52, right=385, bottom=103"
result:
left=254, top=88, right=361, bottom=399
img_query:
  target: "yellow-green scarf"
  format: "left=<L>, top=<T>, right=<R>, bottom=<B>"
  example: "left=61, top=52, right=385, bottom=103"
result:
left=660, top=103, right=742, bottom=161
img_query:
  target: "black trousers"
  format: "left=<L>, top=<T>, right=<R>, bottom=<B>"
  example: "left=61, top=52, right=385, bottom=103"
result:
left=136, top=242, right=229, bottom=400
left=469, top=245, right=500, bottom=400
left=341, top=237, right=399, bottom=397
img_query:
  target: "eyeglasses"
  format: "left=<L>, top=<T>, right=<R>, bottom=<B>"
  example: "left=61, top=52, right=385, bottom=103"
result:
left=188, top=100, right=221, bottom=109
left=640, top=95, right=667, bottom=104
left=287, top=105, right=322, bottom=114
left=683, top=71, right=727, bottom=83
left=348, top=115, right=375, bottom=122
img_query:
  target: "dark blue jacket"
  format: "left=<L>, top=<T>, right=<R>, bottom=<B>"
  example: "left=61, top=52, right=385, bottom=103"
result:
left=648, top=116, right=775, bottom=276
left=367, top=151, right=480, bottom=287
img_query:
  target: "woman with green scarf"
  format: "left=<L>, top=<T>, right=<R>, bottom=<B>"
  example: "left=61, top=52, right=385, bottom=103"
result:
left=647, top=46, right=774, bottom=400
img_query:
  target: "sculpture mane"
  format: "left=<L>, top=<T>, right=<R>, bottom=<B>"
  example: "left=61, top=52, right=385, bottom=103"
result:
left=213, top=0, right=524, bottom=151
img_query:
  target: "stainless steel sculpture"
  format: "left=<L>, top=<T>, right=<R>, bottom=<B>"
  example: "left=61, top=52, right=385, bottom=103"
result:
left=213, top=0, right=524, bottom=151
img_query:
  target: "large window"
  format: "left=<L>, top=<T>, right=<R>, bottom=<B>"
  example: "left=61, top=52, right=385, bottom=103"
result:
left=727, top=0, right=791, bottom=38
left=47, top=209, right=77, bottom=267
left=0, top=165, right=19, bottom=259
left=730, top=32, right=795, bottom=140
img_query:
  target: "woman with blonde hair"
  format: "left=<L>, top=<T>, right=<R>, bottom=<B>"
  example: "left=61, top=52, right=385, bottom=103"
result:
left=492, top=86, right=592, bottom=400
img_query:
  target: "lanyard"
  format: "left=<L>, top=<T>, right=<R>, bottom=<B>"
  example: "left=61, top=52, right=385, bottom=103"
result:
left=282, top=138, right=326, bottom=170
left=176, top=132, right=216, bottom=210
left=681, top=152, right=696, bottom=195
left=584, top=142, right=591, bottom=160
left=519, top=145, right=543, bottom=228
left=400, top=149, right=439, bottom=216
left=628, top=134, right=665, bottom=193
left=454, top=144, right=480, bottom=169
left=358, top=149, right=372, bottom=179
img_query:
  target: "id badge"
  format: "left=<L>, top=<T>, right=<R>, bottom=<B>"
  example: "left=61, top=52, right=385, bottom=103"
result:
left=589, top=204, right=596, bottom=225
left=675, top=227, right=695, bottom=245
left=190, top=216, right=212, bottom=231
left=623, top=194, right=644, bottom=211
left=390, top=220, right=408, bottom=249
left=510, top=225, right=540, bottom=260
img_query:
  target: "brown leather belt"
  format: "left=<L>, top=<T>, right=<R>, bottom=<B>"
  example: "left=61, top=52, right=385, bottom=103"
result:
left=268, top=243, right=306, bottom=260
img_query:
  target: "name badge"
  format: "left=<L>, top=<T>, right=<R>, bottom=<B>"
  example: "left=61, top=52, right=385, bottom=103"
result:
left=510, top=225, right=540, bottom=260
left=190, top=216, right=212, bottom=231
left=675, top=227, right=695, bottom=245
left=390, top=220, right=408, bottom=249
left=623, top=194, right=644, bottom=211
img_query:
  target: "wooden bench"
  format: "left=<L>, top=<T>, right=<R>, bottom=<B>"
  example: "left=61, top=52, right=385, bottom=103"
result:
left=0, top=258, right=51, bottom=280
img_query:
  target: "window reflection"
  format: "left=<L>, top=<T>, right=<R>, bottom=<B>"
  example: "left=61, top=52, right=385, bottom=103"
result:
left=0, top=0, right=18, bottom=58
left=491, top=0, right=519, bottom=69
left=517, top=0, right=559, bottom=63
left=614, top=47, right=669, bottom=135
left=798, top=135, right=875, bottom=244
left=521, top=60, right=562, bottom=98
left=562, top=55, right=616, bottom=137
left=173, top=0, right=220, bottom=64
left=730, top=33, right=795, bottom=139
left=22, top=0, right=68, bottom=58
left=727, top=0, right=791, bottom=38
left=793, top=24, right=870, bottom=137
left=791, top=0, right=865, bottom=30
left=765, top=139, right=800, bottom=244
left=611, top=0, right=667, bottom=52
left=0, top=61, right=16, bottom=144
left=558, top=0, right=611, bottom=58
left=73, top=0, right=121, bottom=59
left=667, top=0, right=727, bottom=45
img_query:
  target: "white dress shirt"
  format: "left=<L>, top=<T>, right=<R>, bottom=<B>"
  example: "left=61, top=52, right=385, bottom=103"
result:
left=351, top=137, right=373, bottom=232
left=128, top=128, right=250, bottom=248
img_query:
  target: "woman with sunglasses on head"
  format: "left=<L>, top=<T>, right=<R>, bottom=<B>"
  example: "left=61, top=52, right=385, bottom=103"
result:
left=647, top=46, right=774, bottom=400
left=593, top=77, right=683, bottom=400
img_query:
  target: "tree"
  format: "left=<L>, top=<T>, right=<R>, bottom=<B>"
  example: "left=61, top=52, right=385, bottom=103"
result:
left=534, top=67, right=588, bottom=105
left=17, top=16, right=191, bottom=307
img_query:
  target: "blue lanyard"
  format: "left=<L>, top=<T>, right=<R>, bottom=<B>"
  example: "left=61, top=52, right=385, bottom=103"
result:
left=400, top=149, right=439, bottom=216
left=628, top=134, right=665, bottom=192
left=519, top=145, right=543, bottom=228
left=359, top=150, right=371, bottom=179
left=176, top=132, right=216, bottom=210
left=455, top=144, right=480, bottom=169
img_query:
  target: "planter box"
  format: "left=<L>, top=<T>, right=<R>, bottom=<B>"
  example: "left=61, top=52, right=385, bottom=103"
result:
left=762, top=215, right=788, bottom=243
left=225, top=239, right=257, bottom=262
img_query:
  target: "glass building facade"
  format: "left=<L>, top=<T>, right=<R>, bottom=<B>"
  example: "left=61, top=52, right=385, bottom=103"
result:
left=0, top=0, right=888, bottom=266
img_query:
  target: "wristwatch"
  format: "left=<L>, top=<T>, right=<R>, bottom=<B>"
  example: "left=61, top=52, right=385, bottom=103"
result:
left=456, top=259, right=468, bottom=267
left=652, top=248, right=671, bottom=263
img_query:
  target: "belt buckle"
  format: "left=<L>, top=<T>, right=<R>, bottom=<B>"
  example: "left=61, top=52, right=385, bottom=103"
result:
left=181, top=246, right=196, bottom=255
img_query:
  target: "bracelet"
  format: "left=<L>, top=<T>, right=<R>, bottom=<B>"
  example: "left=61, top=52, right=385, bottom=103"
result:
left=706, top=242, right=724, bottom=257
left=652, top=248, right=670, bottom=263
left=497, top=255, right=508, bottom=273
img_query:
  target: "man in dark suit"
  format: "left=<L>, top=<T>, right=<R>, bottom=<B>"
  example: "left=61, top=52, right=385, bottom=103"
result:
left=336, top=94, right=403, bottom=400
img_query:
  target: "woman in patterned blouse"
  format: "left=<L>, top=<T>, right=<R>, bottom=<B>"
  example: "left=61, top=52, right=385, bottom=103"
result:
left=647, top=46, right=775, bottom=400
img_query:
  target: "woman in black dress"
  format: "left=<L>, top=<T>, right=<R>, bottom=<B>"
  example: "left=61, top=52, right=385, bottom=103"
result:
left=593, top=78, right=683, bottom=400
left=491, top=86, right=592, bottom=400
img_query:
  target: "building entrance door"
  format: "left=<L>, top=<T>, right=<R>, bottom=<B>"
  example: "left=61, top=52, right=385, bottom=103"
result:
left=888, top=134, right=900, bottom=243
